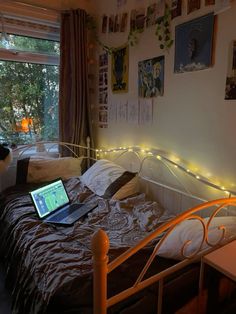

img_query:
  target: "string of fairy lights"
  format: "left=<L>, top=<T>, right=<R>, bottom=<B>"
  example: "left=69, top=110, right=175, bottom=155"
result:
left=95, top=146, right=236, bottom=197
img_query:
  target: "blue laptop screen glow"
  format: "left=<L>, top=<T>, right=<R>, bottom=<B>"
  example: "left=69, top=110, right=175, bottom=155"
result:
left=30, top=180, right=69, bottom=218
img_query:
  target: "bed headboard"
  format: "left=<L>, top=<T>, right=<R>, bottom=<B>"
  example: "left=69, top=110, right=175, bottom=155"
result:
left=96, top=147, right=236, bottom=217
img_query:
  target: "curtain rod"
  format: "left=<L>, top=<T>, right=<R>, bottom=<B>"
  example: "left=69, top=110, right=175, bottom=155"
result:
left=13, top=1, right=60, bottom=13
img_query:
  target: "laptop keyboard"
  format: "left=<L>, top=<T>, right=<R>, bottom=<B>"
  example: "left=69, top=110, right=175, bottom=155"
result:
left=47, top=204, right=79, bottom=221
left=47, top=202, right=98, bottom=223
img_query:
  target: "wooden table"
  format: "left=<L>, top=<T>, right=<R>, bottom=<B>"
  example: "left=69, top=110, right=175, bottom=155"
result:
left=199, top=240, right=236, bottom=313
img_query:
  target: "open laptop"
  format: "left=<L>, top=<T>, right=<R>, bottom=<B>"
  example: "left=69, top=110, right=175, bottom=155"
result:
left=30, top=179, right=97, bottom=225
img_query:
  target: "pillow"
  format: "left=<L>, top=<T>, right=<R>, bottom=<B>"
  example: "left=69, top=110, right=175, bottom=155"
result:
left=157, top=216, right=236, bottom=260
left=16, top=157, right=83, bottom=184
left=80, top=159, right=138, bottom=200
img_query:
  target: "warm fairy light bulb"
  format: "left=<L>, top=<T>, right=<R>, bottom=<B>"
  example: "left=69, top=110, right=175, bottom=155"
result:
left=221, top=186, right=225, bottom=190
left=104, top=152, right=107, bottom=155
left=97, top=153, right=100, bottom=157
left=141, top=149, right=145, bottom=153
left=174, top=165, right=178, bottom=168
left=186, top=169, right=190, bottom=172
left=148, top=152, right=153, bottom=155
left=128, top=148, right=133, bottom=152
left=196, top=175, right=200, bottom=179
left=156, top=155, right=162, bottom=160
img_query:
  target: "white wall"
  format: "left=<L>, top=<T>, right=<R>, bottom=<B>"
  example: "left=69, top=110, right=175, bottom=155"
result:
left=93, top=1, right=236, bottom=191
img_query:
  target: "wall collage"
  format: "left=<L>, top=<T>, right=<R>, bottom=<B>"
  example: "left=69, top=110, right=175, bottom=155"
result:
left=97, top=0, right=234, bottom=128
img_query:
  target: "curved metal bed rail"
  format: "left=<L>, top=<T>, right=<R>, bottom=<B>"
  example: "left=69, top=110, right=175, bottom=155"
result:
left=92, top=197, right=236, bottom=314
left=12, top=138, right=97, bottom=163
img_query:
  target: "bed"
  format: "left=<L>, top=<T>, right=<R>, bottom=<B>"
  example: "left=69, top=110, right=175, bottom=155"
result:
left=0, top=142, right=236, bottom=314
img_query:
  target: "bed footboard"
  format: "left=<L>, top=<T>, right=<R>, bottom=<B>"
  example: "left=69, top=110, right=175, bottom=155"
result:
left=92, top=197, right=236, bottom=314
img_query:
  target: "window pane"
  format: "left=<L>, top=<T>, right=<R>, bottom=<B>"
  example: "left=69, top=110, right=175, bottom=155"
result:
left=0, top=33, right=59, bottom=55
left=0, top=60, right=59, bottom=144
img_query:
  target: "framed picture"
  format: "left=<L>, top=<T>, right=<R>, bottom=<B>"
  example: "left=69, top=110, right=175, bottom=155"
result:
left=174, top=13, right=215, bottom=73
left=225, top=41, right=236, bottom=100
left=111, top=45, right=129, bottom=93
left=138, top=56, right=164, bottom=98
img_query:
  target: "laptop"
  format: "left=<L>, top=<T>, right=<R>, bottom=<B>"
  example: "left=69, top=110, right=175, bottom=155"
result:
left=30, top=179, right=98, bottom=225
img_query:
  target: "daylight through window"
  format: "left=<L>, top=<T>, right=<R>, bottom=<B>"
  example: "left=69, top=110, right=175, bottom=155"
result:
left=0, top=34, right=59, bottom=145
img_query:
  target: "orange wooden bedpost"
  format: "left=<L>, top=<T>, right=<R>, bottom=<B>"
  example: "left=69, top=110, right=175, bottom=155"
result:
left=92, top=229, right=109, bottom=314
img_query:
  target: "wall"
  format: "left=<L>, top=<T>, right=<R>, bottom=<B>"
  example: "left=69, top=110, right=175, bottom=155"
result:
left=93, top=0, right=236, bottom=191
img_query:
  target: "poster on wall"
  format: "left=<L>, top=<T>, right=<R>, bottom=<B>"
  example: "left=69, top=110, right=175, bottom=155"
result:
left=98, top=51, right=109, bottom=128
left=138, top=56, right=164, bottom=98
left=171, top=0, right=182, bottom=19
left=174, top=13, right=215, bottom=73
left=187, top=0, right=201, bottom=14
left=225, top=41, right=236, bottom=100
left=111, top=45, right=129, bottom=93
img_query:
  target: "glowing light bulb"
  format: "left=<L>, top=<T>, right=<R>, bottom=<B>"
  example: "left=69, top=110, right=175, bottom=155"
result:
left=186, top=169, right=190, bottom=172
left=196, top=175, right=200, bottom=179
left=156, top=155, right=162, bottom=160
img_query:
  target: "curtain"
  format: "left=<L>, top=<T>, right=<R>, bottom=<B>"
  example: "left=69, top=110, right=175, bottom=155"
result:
left=59, top=9, right=93, bottom=155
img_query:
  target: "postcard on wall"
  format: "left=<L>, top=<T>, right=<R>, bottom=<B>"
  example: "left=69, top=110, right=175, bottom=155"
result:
left=109, top=15, right=115, bottom=32
left=174, top=13, right=215, bottom=73
left=128, top=100, right=139, bottom=124
left=117, top=101, right=128, bottom=122
left=111, top=45, right=129, bottom=93
left=130, top=8, right=145, bottom=32
left=108, top=101, right=117, bottom=122
left=156, top=0, right=165, bottom=19
left=139, top=99, right=153, bottom=125
left=120, top=13, right=128, bottom=32
left=138, top=56, right=164, bottom=98
left=171, top=0, right=182, bottom=19
left=225, top=41, right=236, bottom=100
left=99, top=52, right=108, bottom=67
left=101, top=15, right=108, bottom=33
left=187, top=0, right=201, bottom=14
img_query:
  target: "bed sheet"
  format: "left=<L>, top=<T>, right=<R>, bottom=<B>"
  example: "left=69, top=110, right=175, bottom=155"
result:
left=0, top=178, right=166, bottom=313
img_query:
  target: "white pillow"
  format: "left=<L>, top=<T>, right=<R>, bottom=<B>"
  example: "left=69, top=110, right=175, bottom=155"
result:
left=17, top=157, right=83, bottom=183
left=80, top=159, right=138, bottom=200
left=157, top=216, right=236, bottom=260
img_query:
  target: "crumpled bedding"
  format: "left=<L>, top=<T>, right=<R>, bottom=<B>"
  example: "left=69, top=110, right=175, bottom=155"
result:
left=0, top=177, right=170, bottom=314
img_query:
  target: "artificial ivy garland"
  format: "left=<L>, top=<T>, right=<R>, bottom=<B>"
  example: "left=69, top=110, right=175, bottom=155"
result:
left=86, top=3, right=173, bottom=53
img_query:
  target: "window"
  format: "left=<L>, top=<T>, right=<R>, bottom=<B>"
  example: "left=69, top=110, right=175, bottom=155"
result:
left=0, top=33, right=60, bottom=145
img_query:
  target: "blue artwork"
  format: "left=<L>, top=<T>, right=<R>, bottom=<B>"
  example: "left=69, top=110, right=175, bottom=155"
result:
left=138, top=56, right=164, bottom=98
left=174, top=13, right=215, bottom=73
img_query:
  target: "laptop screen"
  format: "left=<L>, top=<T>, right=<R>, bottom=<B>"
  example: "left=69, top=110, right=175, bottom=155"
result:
left=30, top=179, right=70, bottom=218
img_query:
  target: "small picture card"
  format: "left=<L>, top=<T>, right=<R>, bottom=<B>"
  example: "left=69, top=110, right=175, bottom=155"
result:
left=187, top=0, right=201, bottom=14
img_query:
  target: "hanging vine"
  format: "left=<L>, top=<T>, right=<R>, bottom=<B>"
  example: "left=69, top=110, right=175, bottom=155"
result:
left=86, top=2, right=173, bottom=54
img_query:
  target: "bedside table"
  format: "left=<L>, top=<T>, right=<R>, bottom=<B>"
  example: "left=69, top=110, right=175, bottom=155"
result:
left=199, top=240, right=236, bottom=313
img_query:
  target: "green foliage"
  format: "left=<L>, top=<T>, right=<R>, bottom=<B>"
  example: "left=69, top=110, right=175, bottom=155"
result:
left=0, top=35, right=59, bottom=145
left=86, top=2, right=173, bottom=53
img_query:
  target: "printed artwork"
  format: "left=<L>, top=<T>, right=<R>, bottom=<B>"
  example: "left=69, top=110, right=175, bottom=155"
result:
left=138, top=56, right=164, bottom=98
left=171, top=0, right=182, bottom=19
left=225, top=41, right=236, bottom=100
left=130, top=8, right=146, bottom=32
left=111, top=45, right=129, bottom=93
left=98, top=51, right=109, bottom=128
left=187, top=0, right=201, bottom=14
left=174, top=13, right=215, bottom=73
left=102, top=15, right=108, bottom=33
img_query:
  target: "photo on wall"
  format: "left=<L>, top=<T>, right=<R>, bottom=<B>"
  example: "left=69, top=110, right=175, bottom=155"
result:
left=111, top=45, right=129, bottom=93
left=138, top=56, right=164, bottom=98
left=174, top=13, right=215, bottom=73
left=225, top=41, right=236, bottom=100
